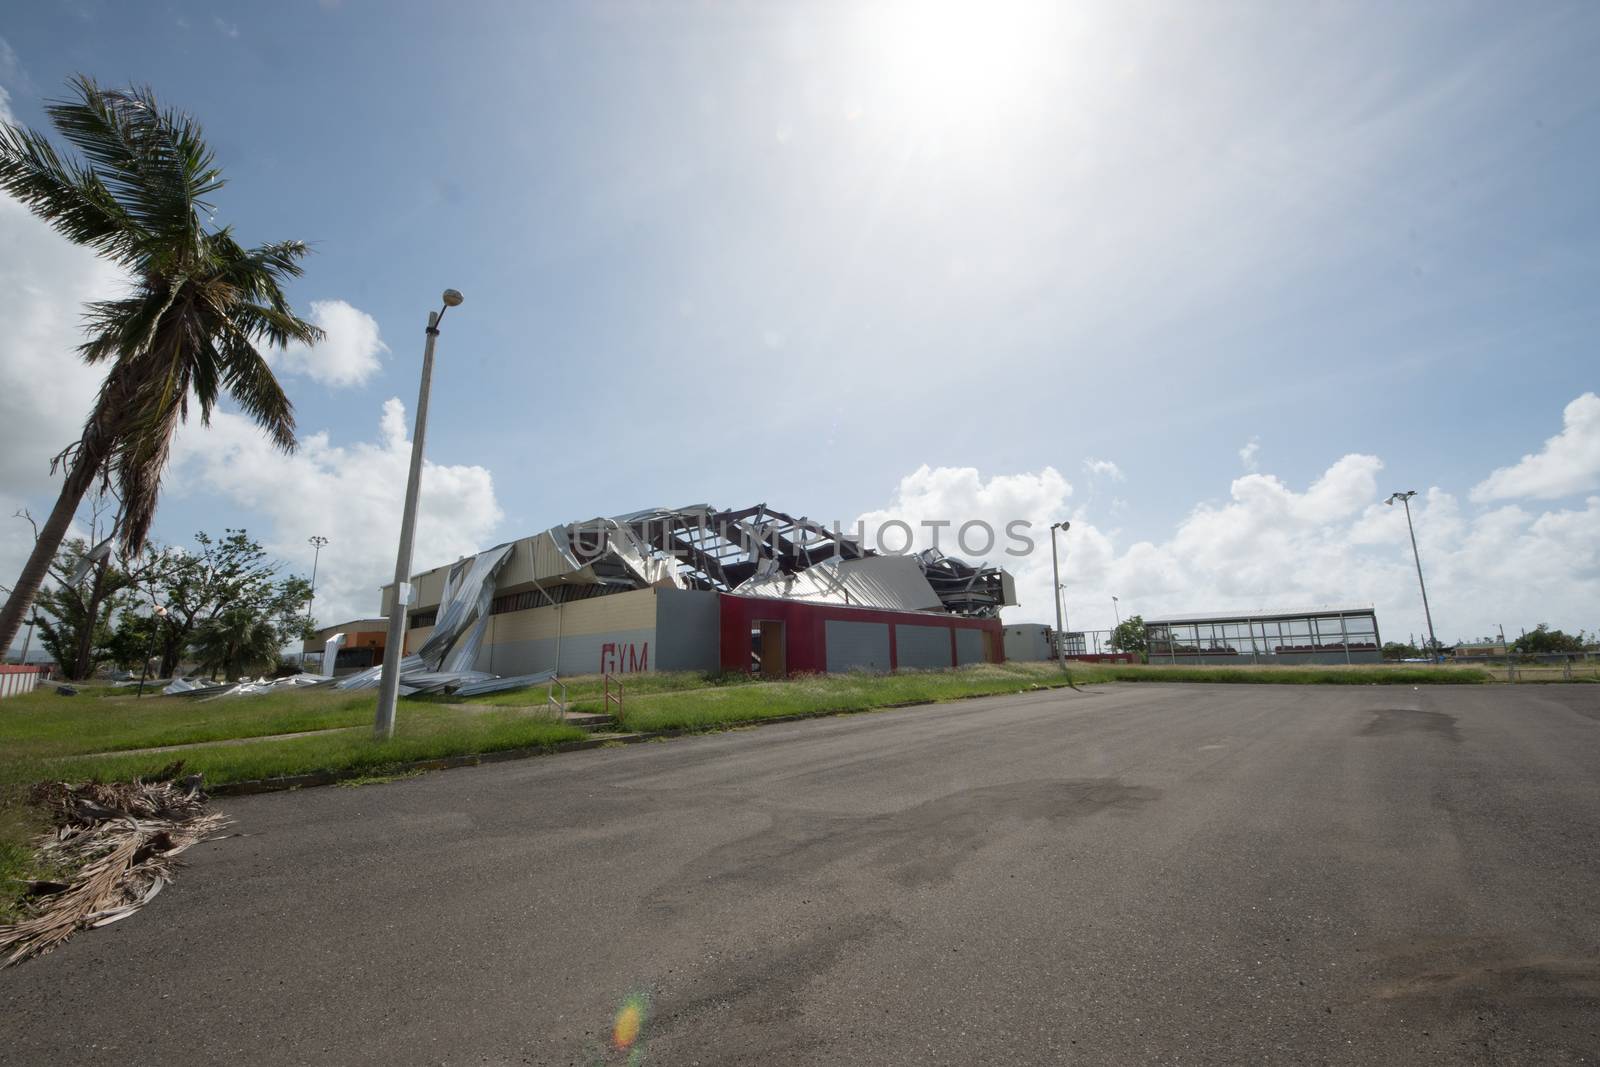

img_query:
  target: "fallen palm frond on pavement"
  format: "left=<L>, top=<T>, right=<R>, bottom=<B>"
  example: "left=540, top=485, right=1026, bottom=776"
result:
left=0, top=769, right=228, bottom=965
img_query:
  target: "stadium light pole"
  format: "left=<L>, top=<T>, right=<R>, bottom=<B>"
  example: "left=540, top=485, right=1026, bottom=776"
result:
left=375, top=289, right=464, bottom=740
left=306, top=535, right=329, bottom=621
left=1386, top=490, right=1439, bottom=665
left=1112, top=595, right=1121, bottom=627
left=1050, top=521, right=1071, bottom=671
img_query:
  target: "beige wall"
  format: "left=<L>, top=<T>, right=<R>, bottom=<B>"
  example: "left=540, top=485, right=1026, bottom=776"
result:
left=485, top=587, right=657, bottom=645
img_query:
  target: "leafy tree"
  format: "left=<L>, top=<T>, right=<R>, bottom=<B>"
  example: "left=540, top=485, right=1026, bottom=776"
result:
left=105, top=609, right=162, bottom=673
left=1382, top=641, right=1421, bottom=661
left=0, top=76, right=322, bottom=659
left=26, top=538, right=129, bottom=680
left=5, top=497, right=162, bottom=679
left=1108, top=614, right=1147, bottom=657
left=1512, top=624, right=1583, bottom=656
left=121, top=529, right=315, bottom=677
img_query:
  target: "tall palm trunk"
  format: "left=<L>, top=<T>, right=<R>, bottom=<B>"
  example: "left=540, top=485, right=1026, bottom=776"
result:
left=0, top=374, right=123, bottom=659
left=0, top=457, right=100, bottom=658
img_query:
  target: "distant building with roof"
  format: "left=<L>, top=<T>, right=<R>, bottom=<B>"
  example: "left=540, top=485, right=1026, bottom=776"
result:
left=1144, top=605, right=1381, bottom=665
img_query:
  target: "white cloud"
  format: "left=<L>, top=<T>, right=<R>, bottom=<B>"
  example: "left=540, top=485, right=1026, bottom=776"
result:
left=1239, top=436, right=1260, bottom=472
left=863, top=436, right=1599, bottom=645
left=272, top=299, right=389, bottom=388
left=857, top=464, right=1076, bottom=632
left=1082, top=458, right=1124, bottom=482
left=0, top=195, right=127, bottom=494
left=1470, top=392, right=1600, bottom=502
left=167, top=398, right=503, bottom=625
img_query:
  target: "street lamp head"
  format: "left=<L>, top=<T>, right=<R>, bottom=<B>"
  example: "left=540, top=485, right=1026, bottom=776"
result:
left=441, top=289, right=464, bottom=307
left=1385, top=490, right=1417, bottom=506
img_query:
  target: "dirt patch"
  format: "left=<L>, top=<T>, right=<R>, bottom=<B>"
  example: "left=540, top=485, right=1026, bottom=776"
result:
left=1359, top=708, right=1461, bottom=743
left=652, top=777, right=1159, bottom=908
left=1371, top=937, right=1600, bottom=1059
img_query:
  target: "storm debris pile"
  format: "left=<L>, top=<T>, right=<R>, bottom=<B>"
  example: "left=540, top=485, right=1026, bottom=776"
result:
left=0, top=769, right=228, bottom=965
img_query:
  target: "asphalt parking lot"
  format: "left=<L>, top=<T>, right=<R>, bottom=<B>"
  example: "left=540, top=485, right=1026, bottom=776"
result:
left=3, top=682, right=1598, bottom=1065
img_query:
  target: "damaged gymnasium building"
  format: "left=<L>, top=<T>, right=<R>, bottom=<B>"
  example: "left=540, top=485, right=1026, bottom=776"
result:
left=340, top=504, right=1016, bottom=683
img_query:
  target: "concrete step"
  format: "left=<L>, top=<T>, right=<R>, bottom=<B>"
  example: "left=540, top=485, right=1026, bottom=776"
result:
left=563, top=711, right=616, bottom=731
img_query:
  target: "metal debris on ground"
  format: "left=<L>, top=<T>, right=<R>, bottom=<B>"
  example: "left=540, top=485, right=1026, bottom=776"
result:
left=159, top=673, right=335, bottom=699
left=0, top=769, right=229, bottom=966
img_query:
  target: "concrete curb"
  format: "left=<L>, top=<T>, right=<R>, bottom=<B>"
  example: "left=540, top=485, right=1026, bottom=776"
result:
left=207, top=679, right=1093, bottom=797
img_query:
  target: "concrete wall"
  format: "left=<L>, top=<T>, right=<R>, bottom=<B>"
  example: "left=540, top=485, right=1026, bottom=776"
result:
left=896, top=623, right=954, bottom=669
left=1003, top=625, right=1051, bottom=662
left=653, top=588, right=723, bottom=673
left=471, top=587, right=659, bottom=676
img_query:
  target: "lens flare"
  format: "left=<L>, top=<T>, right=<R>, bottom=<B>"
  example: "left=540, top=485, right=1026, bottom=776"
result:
left=612, top=993, right=648, bottom=1051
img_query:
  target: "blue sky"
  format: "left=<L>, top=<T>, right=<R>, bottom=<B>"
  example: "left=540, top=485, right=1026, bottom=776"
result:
left=2, top=1, right=1598, bottom=641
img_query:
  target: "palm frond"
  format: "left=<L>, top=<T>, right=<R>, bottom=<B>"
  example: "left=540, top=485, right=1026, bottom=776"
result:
left=77, top=283, right=184, bottom=365
left=45, top=75, right=220, bottom=249
left=214, top=331, right=297, bottom=452
left=229, top=299, right=325, bottom=349
left=0, top=777, right=227, bottom=965
left=0, top=119, right=147, bottom=265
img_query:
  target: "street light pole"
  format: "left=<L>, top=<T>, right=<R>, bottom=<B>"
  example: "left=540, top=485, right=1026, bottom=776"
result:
left=1050, top=521, right=1070, bottom=671
left=306, top=535, right=329, bottom=621
left=375, top=290, right=463, bottom=740
left=1112, top=595, right=1121, bottom=627
left=1386, top=490, right=1439, bottom=664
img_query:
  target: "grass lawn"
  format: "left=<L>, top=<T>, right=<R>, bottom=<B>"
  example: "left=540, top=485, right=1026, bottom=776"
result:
left=427, top=669, right=765, bottom=710
left=1074, top=662, right=1493, bottom=685
left=2, top=686, right=384, bottom=762
left=590, top=661, right=1494, bottom=733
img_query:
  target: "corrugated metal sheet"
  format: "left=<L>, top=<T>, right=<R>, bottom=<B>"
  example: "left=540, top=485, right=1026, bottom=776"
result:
left=735, top=554, right=942, bottom=613
left=954, top=628, right=984, bottom=665
left=415, top=542, right=516, bottom=670
left=1145, top=605, right=1376, bottom=625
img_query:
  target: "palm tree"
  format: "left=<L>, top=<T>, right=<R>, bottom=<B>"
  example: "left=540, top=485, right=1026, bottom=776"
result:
left=0, top=76, right=321, bottom=655
left=189, top=607, right=281, bottom=682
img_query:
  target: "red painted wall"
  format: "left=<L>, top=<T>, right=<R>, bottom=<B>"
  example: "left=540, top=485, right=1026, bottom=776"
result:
left=718, top=594, right=1004, bottom=675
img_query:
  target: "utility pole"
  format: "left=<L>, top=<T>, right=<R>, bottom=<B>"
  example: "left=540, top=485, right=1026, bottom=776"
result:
left=375, top=290, right=463, bottom=740
left=1386, top=491, right=1439, bottom=664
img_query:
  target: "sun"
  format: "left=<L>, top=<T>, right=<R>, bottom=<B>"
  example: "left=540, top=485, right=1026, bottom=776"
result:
left=865, top=0, right=1055, bottom=133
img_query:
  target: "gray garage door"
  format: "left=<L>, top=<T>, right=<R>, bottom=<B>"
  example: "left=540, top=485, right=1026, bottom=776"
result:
left=954, top=628, right=984, bottom=665
left=896, top=624, right=952, bottom=670
left=825, top=620, right=892, bottom=673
